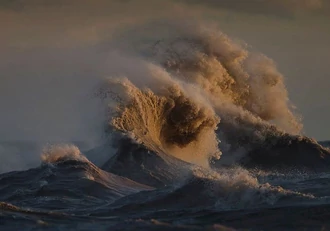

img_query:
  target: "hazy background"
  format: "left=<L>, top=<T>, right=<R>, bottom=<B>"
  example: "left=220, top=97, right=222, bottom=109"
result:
left=0, top=0, right=329, bottom=144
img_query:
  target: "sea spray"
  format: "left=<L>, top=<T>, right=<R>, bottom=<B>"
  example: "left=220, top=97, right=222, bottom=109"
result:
left=97, top=75, right=221, bottom=168
left=96, top=22, right=302, bottom=167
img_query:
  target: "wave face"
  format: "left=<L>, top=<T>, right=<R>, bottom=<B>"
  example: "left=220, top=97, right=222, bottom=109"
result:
left=1, top=21, right=330, bottom=231
left=97, top=75, right=221, bottom=167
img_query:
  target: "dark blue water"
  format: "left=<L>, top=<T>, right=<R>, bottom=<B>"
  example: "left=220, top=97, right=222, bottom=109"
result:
left=1, top=139, right=330, bottom=231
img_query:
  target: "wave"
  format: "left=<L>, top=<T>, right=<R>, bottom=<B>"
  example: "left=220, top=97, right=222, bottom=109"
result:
left=1, top=8, right=330, bottom=231
left=101, top=137, right=192, bottom=188
left=319, top=141, right=330, bottom=149
left=94, top=21, right=330, bottom=171
left=145, top=24, right=304, bottom=155
left=240, top=136, right=330, bottom=171
left=96, top=72, right=221, bottom=167
left=0, top=144, right=152, bottom=210
left=91, top=166, right=317, bottom=219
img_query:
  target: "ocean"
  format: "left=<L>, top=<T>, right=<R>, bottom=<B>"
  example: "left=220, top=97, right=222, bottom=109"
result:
left=1, top=22, right=330, bottom=231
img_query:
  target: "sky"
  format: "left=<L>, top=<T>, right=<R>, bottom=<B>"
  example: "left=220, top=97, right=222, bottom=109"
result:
left=0, top=0, right=329, bottom=141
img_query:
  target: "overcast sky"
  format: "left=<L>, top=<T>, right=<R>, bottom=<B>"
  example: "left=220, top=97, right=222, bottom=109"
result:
left=0, top=0, right=329, bottom=141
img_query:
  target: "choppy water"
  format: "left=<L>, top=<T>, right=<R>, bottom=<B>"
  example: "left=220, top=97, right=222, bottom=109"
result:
left=1, top=20, right=330, bottom=231
left=1, top=140, right=330, bottom=231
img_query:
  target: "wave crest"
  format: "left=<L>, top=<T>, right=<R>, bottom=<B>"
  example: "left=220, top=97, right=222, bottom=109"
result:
left=96, top=22, right=306, bottom=167
left=150, top=25, right=302, bottom=136
left=41, top=144, right=87, bottom=164
left=97, top=75, right=221, bottom=167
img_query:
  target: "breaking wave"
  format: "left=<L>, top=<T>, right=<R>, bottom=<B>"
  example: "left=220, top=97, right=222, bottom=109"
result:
left=1, top=20, right=330, bottom=231
left=95, top=22, right=307, bottom=167
left=97, top=75, right=221, bottom=167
